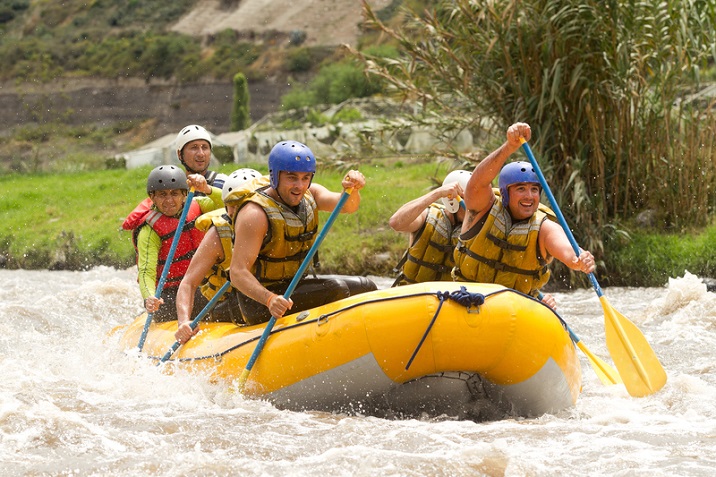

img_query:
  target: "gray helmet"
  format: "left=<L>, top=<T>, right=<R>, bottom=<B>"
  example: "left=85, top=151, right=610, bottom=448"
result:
left=146, top=165, right=188, bottom=195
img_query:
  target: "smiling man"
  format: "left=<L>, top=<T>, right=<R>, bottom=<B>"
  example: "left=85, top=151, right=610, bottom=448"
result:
left=228, top=140, right=374, bottom=325
left=452, top=122, right=596, bottom=302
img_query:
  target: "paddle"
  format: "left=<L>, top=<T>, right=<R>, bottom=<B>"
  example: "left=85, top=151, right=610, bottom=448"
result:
left=570, top=328, right=623, bottom=386
left=538, top=292, right=621, bottom=385
left=520, top=139, right=667, bottom=397
left=137, top=186, right=195, bottom=351
left=159, top=280, right=232, bottom=363
left=236, top=188, right=354, bottom=392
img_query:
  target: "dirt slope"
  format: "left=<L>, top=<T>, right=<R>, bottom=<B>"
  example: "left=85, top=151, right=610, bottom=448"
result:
left=171, top=0, right=391, bottom=46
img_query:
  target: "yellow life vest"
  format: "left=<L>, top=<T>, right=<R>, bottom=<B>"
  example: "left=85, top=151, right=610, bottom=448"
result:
left=394, top=203, right=461, bottom=285
left=223, top=175, right=271, bottom=206
left=196, top=175, right=272, bottom=301
left=194, top=208, right=236, bottom=301
left=452, top=199, right=551, bottom=296
left=233, top=185, right=319, bottom=285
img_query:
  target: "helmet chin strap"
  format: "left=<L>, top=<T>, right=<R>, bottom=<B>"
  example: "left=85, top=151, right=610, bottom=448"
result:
left=275, top=185, right=291, bottom=206
left=179, top=153, right=207, bottom=175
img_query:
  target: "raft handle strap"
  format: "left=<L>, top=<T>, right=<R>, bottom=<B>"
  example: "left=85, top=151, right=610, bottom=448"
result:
left=405, top=287, right=485, bottom=370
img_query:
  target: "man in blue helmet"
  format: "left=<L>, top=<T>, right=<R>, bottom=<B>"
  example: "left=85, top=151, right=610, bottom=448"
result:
left=452, top=122, right=595, bottom=306
left=227, top=140, right=375, bottom=325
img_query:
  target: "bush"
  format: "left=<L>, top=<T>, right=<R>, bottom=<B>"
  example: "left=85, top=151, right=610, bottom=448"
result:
left=287, top=47, right=313, bottom=72
left=331, top=107, right=363, bottom=124
left=0, top=7, right=14, bottom=24
left=280, top=85, right=317, bottom=110
left=280, top=59, right=385, bottom=110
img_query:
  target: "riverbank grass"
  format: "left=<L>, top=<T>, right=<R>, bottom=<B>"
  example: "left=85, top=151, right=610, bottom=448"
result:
left=0, top=159, right=447, bottom=275
left=1, top=160, right=714, bottom=286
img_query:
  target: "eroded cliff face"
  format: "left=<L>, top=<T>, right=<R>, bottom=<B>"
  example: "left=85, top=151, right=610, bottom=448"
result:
left=0, top=77, right=289, bottom=137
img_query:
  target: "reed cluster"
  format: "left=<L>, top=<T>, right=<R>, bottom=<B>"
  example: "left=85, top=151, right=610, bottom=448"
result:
left=358, top=0, right=716, bottom=253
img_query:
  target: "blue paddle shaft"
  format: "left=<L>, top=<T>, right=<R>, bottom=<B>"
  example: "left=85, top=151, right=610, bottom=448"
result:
left=138, top=188, right=196, bottom=351
left=537, top=291, right=580, bottom=344
left=159, top=280, right=232, bottom=363
left=243, top=189, right=353, bottom=373
left=520, top=143, right=604, bottom=297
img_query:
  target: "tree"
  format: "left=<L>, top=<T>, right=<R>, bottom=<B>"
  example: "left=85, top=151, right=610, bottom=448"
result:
left=231, top=72, right=251, bottom=131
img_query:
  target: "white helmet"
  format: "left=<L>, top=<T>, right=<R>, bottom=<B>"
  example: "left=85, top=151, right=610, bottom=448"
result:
left=175, top=125, right=212, bottom=156
left=222, top=168, right=263, bottom=201
left=441, top=170, right=471, bottom=213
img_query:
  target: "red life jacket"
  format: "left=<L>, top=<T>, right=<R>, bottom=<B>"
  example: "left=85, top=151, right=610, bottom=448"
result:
left=124, top=200, right=205, bottom=289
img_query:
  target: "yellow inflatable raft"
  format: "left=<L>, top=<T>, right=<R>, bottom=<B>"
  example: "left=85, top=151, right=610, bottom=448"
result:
left=119, top=282, right=581, bottom=420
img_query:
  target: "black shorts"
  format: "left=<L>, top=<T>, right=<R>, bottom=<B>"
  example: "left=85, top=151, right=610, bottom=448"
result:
left=152, top=287, right=209, bottom=323
left=237, top=275, right=378, bottom=326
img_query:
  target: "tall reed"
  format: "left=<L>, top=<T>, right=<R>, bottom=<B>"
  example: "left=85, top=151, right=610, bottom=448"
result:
left=357, top=0, right=716, bottom=244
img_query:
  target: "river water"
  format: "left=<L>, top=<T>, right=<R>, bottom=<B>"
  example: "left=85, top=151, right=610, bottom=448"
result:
left=1, top=267, right=714, bottom=476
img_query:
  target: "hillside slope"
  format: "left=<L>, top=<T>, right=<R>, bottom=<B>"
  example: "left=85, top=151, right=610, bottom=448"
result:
left=171, top=0, right=392, bottom=46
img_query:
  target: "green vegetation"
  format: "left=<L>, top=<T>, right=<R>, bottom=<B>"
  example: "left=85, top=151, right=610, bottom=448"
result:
left=0, top=160, right=439, bottom=275
left=607, top=228, right=716, bottom=288
left=1, top=158, right=714, bottom=287
left=0, top=121, right=144, bottom=175
left=0, top=1, right=263, bottom=82
left=280, top=45, right=399, bottom=110
left=357, top=0, right=716, bottom=252
left=231, top=72, right=251, bottom=131
left=0, top=167, right=149, bottom=270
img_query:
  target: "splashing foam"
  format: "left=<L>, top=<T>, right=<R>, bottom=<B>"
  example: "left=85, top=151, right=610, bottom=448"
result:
left=647, top=271, right=709, bottom=317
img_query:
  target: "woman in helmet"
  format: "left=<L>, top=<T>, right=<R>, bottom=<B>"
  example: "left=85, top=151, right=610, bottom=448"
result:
left=452, top=122, right=595, bottom=307
left=122, top=165, right=224, bottom=322
left=389, top=170, right=470, bottom=286
left=174, top=168, right=266, bottom=343
left=228, top=140, right=371, bottom=326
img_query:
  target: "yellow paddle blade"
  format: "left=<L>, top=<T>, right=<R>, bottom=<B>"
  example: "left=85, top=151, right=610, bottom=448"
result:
left=236, top=368, right=250, bottom=393
left=601, top=296, right=667, bottom=397
left=576, top=341, right=622, bottom=386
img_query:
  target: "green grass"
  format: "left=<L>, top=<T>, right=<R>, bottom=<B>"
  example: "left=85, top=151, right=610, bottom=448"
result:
left=0, top=158, right=451, bottom=275
left=0, top=167, right=150, bottom=269
left=1, top=158, right=714, bottom=286
left=606, top=227, right=716, bottom=287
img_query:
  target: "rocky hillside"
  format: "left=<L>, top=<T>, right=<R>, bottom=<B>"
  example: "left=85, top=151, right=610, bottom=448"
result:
left=172, top=0, right=392, bottom=46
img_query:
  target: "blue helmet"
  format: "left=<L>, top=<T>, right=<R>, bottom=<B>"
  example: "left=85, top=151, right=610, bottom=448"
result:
left=498, top=161, right=540, bottom=206
left=268, top=141, right=316, bottom=189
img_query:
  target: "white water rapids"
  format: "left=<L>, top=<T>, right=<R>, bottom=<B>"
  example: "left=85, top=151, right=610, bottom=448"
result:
left=1, top=267, right=714, bottom=476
